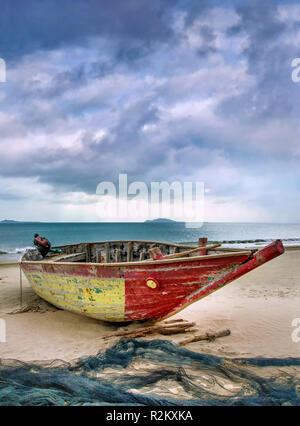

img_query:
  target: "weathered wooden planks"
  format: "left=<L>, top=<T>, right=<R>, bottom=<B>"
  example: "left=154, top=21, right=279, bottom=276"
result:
left=50, top=252, right=86, bottom=263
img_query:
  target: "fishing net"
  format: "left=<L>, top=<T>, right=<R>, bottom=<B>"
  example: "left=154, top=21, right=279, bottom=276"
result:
left=0, top=339, right=299, bottom=406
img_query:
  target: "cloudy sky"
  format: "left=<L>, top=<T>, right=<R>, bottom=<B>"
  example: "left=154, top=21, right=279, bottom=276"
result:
left=0, top=0, right=300, bottom=222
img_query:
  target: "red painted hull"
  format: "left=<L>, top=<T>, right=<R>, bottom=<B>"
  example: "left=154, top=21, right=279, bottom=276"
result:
left=124, top=253, right=248, bottom=320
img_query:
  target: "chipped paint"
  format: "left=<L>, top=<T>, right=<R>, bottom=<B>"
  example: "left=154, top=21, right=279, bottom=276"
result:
left=23, top=271, right=125, bottom=321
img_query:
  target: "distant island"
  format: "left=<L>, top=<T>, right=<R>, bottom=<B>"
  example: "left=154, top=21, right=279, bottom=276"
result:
left=0, top=219, right=42, bottom=224
left=144, top=218, right=178, bottom=223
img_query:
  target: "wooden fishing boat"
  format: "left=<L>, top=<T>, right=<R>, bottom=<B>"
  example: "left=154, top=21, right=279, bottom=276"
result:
left=20, top=239, right=284, bottom=322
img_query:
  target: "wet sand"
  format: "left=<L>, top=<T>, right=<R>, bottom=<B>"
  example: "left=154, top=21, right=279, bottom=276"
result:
left=0, top=249, right=300, bottom=362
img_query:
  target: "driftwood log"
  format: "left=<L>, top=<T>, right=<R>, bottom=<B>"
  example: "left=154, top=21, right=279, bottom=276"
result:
left=102, top=320, right=195, bottom=339
left=163, top=318, right=185, bottom=324
left=102, top=318, right=231, bottom=344
left=159, top=327, right=197, bottom=336
left=178, top=329, right=231, bottom=345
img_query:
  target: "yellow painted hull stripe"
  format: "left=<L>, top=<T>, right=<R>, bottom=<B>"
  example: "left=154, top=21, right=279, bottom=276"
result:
left=24, top=271, right=125, bottom=321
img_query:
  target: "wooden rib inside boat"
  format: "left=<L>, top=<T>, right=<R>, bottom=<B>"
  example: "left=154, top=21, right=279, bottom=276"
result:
left=20, top=239, right=285, bottom=323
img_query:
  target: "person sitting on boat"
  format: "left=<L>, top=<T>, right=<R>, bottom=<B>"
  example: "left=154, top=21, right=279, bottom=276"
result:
left=33, top=234, right=51, bottom=257
left=33, top=234, right=63, bottom=258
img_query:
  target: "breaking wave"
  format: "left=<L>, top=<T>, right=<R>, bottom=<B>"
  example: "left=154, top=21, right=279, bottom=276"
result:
left=212, top=238, right=300, bottom=248
left=0, top=246, right=33, bottom=255
left=0, top=339, right=299, bottom=406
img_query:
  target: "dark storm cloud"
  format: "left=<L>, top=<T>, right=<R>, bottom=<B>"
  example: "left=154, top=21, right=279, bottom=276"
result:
left=219, top=0, right=300, bottom=120
left=0, top=97, right=167, bottom=193
left=196, top=25, right=217, bottom=57
left=0, top=0, right=178, bottom=61
left=0, top=0, right=300, bottom=221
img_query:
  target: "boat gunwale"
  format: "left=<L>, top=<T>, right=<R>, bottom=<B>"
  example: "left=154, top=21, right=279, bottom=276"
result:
left=19, top=250, right=253, bottom=268
left=53, top=240, right=255, bottom=253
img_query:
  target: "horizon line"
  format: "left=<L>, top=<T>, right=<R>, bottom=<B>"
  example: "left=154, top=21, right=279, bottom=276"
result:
left=1, top=220, right=300, bottom=225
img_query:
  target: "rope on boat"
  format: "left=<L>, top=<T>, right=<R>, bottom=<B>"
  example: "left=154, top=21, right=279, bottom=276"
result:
left=19, top=264, right=23, bottom=307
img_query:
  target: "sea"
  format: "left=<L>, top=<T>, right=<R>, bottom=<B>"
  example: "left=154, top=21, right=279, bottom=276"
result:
left=1, top=221, right=300, bottom=262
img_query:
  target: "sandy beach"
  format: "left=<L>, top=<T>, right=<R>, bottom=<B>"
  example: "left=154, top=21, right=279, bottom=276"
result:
left=0, top=248, right=300, bottom=363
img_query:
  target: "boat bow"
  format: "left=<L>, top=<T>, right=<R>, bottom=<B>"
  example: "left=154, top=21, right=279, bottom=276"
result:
left=158, top=239, right=284, bottom=320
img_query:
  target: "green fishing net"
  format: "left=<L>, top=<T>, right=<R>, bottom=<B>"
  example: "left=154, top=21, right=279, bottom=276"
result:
left=0, top=339, right=299, bottom=406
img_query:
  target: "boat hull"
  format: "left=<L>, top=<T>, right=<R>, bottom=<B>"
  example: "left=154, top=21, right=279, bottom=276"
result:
left=21, top=240, right=284, bottom=322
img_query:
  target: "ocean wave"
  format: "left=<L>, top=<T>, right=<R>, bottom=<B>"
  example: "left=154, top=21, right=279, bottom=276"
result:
left=211, top=238, right=300, bottom=247
left=0, top=246, right=34, bottom=255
